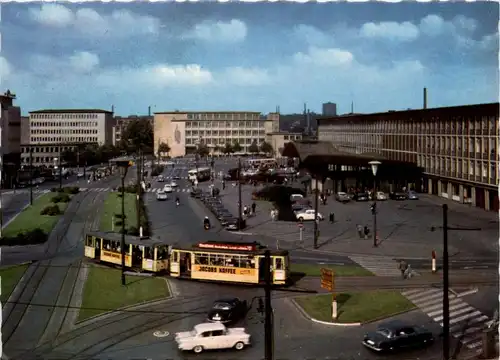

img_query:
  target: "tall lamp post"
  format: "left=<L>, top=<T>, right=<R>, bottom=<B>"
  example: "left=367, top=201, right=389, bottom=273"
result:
left=53, top=157, right=62, bottom=190
left=369, top=160, right=381, bottom=247
left=237, top=157, right=243, bottom=230
left=116, top=160, right=130, bottom=286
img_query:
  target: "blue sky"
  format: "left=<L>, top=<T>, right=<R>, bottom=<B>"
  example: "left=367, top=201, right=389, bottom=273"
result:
left=0, top=2, right=498, bottom=116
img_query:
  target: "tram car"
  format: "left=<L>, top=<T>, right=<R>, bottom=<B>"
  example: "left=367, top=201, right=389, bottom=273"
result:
left=84, top=231, right=169, bottom=273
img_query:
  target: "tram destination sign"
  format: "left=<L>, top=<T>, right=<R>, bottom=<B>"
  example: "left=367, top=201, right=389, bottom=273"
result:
left=197, top=242, right=256, bottom=251
left=320, top=268, right=335, bottom=291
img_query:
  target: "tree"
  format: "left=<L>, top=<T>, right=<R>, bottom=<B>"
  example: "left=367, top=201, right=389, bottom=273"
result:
left=119, top=119, right=153, bottom=154
left=232, top=141, right=242, bottom=153
left=61, top=149, right=77, bottom=166
left=213, top=145, right=221, bottom=154
left=260, top=141, right=274, bottom=156
left=196, top=143, right=210, bottom=158
left=157, top=142, right=170, bottom=159
left=248, top=141, right=259, bottom=154
left=222, top=142, right=234, bottom=155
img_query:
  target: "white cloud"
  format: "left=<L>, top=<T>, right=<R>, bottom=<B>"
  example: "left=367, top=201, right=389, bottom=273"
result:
left=478, top=33, right=499, bottom=50
left=360, top=21, right=420, bottom=42
left=419, top=14, right=478, bottom=37
left=293, top=25, right=330, bottom=46
left=221, top=67, right=270, bottom=86
left=184, top=19, right=247, bottom=43
left=293, top=47, right=354, bottom=67
left=69, top=52, right=100, bottom=73
left=29, top=4, right=160, bottom=37
left=0, top=57, right=12, bottom=79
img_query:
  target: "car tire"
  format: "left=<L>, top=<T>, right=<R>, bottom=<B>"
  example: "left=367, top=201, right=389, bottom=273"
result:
left=298, top=217, right=304, bottom=222
left=234, top=342, right=245, bottom=350
left=193, top=345, right=204, bottom=353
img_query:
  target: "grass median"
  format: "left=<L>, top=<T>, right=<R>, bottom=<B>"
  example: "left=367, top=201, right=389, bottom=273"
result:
left=2, top=193, right=70, bottom=238
left=295, top=290, right=416, bottom=324
left=78, top=265, right=170, bottom=322
left=290, top=263, right=374, bottom=277
left=99, top=192, right=138, bottom=233
left=0, top=264, right=29, bottom=303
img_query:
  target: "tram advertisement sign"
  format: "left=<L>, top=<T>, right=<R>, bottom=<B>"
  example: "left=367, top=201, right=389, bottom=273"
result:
left=194, top=265, right=256, bottom=276
left=320, top=268, right=334, bottom=291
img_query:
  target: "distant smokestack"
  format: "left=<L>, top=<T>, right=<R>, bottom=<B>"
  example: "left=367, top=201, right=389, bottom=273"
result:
left=351, top=101, right=354, bottom=114
left=111, top=105, right=115, bottom=113
left=423, top=87, right=427, bottom=109
left=148, top=106, right=151, bottom=116
left=307, top=109, right=311, bottom=134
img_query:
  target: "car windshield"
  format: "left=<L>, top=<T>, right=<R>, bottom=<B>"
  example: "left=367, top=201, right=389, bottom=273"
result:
left=213, top=302, right=232, bottom=310
left=376, top=328, right=394, bottom=338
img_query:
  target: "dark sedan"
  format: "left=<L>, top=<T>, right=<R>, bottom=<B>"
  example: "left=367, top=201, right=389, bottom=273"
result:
left=207, top=298, right=247, bottom=324
left=362, top=320, right=434, bottom=353
left=354, top=192, right=369, bottom=201
left=390, top=191, right=408, bottom=200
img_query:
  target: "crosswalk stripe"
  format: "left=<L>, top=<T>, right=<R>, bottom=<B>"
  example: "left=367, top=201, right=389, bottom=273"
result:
left=348, top=255, right=407, bottom=277
left=427, top=301, right=465, bottom=316
left=434, top=306, right=475, bottom=322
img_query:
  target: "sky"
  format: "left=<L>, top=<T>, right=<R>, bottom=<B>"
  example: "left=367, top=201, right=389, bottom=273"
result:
left=0, top=2, right=498, bottom=116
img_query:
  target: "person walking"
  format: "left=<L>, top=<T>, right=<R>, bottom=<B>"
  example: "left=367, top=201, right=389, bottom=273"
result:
left=398, top=260, right=408, bottom=279
left=251, top=202, right=256, bottom=215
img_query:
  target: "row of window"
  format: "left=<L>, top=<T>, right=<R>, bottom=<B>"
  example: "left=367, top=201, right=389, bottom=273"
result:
left=30, top=136, right=99, bottom=143
left=186, top=113, right=261, bottom=120
left=185, top=137, right=265, bottom=146
left=31, top=129, right=99, bottom=135
left=20, top=146, right=75, bottom=153
left=185, top=121, right=267, bottom=128
left=31, top=121, right=100, bottom=127
left=186, top=130, right=265, bottom=137
left=30, top=113, right=102, bottom=120
left=194, top=253, right=256, bottom=268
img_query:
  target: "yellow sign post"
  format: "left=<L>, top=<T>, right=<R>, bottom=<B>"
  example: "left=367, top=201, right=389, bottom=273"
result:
left=320, top=268, right=337, bottom=320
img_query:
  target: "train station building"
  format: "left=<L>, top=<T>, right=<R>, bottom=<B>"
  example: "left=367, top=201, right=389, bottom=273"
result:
left=285, top=102, right=499, bottom=212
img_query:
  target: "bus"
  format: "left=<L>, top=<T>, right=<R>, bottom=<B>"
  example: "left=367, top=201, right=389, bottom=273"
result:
left=188, top=167, right=212, bottom=182
left=84, top=231, right=170, bottom=273
left=245, top=158, right=277, bottom=169
left=169, top=241, right=290, bottom=285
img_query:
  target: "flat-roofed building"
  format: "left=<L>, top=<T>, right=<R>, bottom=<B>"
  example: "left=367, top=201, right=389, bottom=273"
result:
left=0, top=90, right=22, bottom=187
left=21, top=109, right=114, bottom=167
left=317, top=102, right=499, bottom=211
left=154, top=111, right=279, bottom=157
left=265, top=131, right=303, bottom=158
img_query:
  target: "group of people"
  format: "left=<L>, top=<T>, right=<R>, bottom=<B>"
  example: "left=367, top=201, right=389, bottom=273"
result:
left=242, top=203, right=257, bottom=217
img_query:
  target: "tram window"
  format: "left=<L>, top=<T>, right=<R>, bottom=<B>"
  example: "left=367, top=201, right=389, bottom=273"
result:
left=85, top=236, right=93, bottom=247
left=103, top=239, right=111, bottom=250
left=144, top=247, right=154, bottom=259
left=209, top=254, right=224, bottom=266
left=195, top=253, right=209, bottom=265
left=157, top=246, right=167, bottom=260
left=275, top=258, right=283, bottom=270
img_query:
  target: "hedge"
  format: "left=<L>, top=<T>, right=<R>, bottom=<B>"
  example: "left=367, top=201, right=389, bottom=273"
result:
left=0, top=228, right=48, bottom=246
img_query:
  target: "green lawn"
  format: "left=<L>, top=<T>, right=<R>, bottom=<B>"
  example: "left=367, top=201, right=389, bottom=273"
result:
left=2, top=193, right=69, bottom=238
left=99, top=192, right=138, bottom=233
left=290, top=263, right=373, bottom=277
left=0, top=264, right=29, bottom=303
left=295, top=290, right=416, bottom=324
left=78, top=265, right=170, bottom=322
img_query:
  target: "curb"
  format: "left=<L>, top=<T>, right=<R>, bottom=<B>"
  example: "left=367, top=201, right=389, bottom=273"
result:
left=74, top=276, right=175, bottom=328
left=289, top=298, right=361, bottom=327
left=456, top=288, right=479, bottom=298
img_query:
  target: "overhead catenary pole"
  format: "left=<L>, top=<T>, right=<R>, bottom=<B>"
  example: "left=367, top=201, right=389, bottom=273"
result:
left=442, top=204, right=450, bottom=360
left=29, top=147, right=33, bottom=205
left=313, top=176, right=319, bottom=249
left=121, top=174, right=126, bottom=285
left=136, top=149, right=142, bottom=235
left=59, top=151, right=63, bottom=189
left=0, top=163, right=3, bottom=239
left=238, top=157, right=243, bottom=229
left=264, top=250, right=273, bottom=360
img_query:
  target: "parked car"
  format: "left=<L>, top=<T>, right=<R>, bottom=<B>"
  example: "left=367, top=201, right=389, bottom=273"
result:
left=173, top=175, right=181, bottom=180
left=295, top=209, right=324, bottom=222
left=390, top=191, right=407, bottom=200
left=335, top=192, right=351, bottom=203
left=407, top=190, right=419, bottom=200
left=207, top=298, right=247, bottom=324
left=175, top=322, right=251, bottom=353
left=354, top=192, right=369, bottom=201
left=156, top=190, right=168, bottom=201
left=225, top=218, right=244, bottom=231
left=190, top=188, right=202, bottom=198
left=362, top=320, right=434, bottom=353
left=163, top=184, right=173, bottom=193
left=376, top=191, right=388, bottom=201
left=292, top=203, right=311, bottom=213
left=170, top=180, right=178, bottom=188
left=157, top=175, right=165, bottom=182
left=290, top=193, right=304, bottom=202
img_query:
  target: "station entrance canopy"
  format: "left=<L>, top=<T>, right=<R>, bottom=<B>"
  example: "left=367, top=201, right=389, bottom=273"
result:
left=281, top=141, right=422, bottom=180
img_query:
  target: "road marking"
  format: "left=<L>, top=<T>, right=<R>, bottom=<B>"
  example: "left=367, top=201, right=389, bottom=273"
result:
left=153, top=330, right=170, bottom=337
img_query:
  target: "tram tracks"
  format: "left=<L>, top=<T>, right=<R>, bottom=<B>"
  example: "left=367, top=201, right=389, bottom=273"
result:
left=2, top=189, right=103, bottom=358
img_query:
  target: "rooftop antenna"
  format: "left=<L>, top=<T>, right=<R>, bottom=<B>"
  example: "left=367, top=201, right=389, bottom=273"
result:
left=351, top=101, right=354, bottom=114
left=423, top=87, right=427, bottom=109
left=148, top=106, right=151, bottom=116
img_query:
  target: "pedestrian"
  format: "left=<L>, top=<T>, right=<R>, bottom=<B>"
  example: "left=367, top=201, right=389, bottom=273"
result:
left=398, top=260, right=408, bottom=279
left=251, top=202, right=256, bottom=215
left=357, top=224, right=363, bottom=239
left=243, top=205, right=248, bottom=216
left=364, top=225, right=369, bottom=240
left=222, top=180, right=226, bottom=190
left=329, top=212, right=335, bottom=223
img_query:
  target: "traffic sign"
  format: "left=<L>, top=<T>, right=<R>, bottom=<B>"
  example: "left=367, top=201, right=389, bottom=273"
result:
left=298, top=223, right=304, bottom=228
left=320, top=268, right=334, bottom=291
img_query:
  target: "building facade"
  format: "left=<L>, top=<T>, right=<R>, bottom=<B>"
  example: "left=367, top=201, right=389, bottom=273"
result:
left=154, top=111, right=279, bottom=157
left=21, top=109, right=114, bottom=167
left=113, top=115, right=153, bottom=146
left=0, top=91, right=22, bottom=187
left=266, top=132, right=303, bottom=158
left=317, top=103, right=499, bottom=211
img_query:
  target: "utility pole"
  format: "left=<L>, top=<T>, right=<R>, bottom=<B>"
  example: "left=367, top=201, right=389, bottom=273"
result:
left=313, top=177, right=319, bottom=249
left=0, top=161, right=3, bottom=239
left=29, top=146, right=33, bottom=205
left=136, top=149, right=141, bottom=233
left=238, top=157, right=243, bottom=229
left=264, top=250, right=273, bottom=360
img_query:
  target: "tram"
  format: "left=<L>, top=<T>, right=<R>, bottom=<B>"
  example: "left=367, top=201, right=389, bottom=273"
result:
left=84, top=231, right=169, bottom=273
left=170, top=241, right=290, bottom=285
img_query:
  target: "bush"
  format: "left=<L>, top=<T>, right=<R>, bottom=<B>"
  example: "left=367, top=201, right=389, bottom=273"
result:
left=40, top=204, right=61, bottom=216
left=117, top=185, right=140, bottom=194
left=51, top=193, right=71, bottom=203
left=114, top=213, right=126, bottom=220
left=151, top=165, right=165, bottom=177
left=62, top=186, right=80, bottom=195
left=51, top=187, right=59, bottom=192
left=0, top=228, right=48, bottom=246
left=114, top=220, right=124, bottom=227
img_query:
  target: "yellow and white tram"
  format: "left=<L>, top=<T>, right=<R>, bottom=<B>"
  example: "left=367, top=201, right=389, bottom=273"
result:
left=170, top=241, right=290, bottom=285
left=84, top=231, right=169, bottom=273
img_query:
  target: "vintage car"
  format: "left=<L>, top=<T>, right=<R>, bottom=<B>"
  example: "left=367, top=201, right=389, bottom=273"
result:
left=163, top=184, right=173, bottom=193
left=175, top=322, right=251, bottom=353
left=207, top=298, right=247, bottom=324
left=390, top=191, right=408, bottom=200
left=156, top=190, right=168, bottom=201
left=353, top=192, right=370, bottom=201
left=407, top=190, right=419, bottom=200
left=157, top=175, right=165, bottom=182
left=362, top=320, right=434, bottom=353
left=335, top=192, right=351, bottom=203
left=295, top=209, right=324, bottom=222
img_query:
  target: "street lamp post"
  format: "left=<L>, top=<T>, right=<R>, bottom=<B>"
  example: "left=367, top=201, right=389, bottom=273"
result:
left=53, top=157, right=62, bottom=190
left=116, top=160, right=130, bottom=286
left=237, top=157, right=243, bottom=230
left=369, top=160, right=381, bottom=247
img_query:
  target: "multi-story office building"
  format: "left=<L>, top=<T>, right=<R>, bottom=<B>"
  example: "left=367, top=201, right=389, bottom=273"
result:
left=113, top=115, right=153, bottom=146
left=317, top=102, right=499, bottom=211
left=154, top=111, right=279, bottom=157
left=21, top=109, right=114, bottom=167
left=0, top=90, right=21, bottom=187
